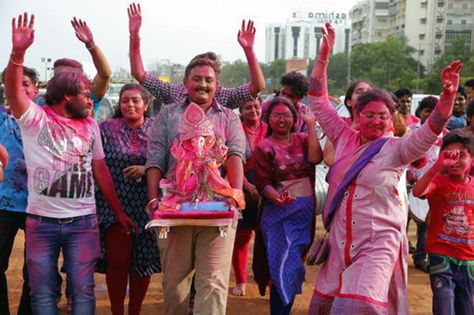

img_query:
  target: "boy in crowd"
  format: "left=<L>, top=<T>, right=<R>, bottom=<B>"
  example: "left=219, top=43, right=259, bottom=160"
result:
left=413, top=133, right=474, bottom=315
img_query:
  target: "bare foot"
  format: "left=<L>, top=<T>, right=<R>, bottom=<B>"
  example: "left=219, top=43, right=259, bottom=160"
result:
left=232, top=283, right=246, bottom=296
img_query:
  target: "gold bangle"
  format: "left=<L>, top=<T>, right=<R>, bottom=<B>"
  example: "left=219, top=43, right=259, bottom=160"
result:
left=9, top=56, right=23, bottom=67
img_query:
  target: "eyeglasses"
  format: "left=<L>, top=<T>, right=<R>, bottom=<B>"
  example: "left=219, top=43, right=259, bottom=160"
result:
left=358, top=111, right=391, bottom=120
left=269, top=113, right=293, bottom=119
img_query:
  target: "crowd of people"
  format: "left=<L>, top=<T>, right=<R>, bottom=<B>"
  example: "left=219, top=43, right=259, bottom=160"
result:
left=0, top=3, right=473, bottom=315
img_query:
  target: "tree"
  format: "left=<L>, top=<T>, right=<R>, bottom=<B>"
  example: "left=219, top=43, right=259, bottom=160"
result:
left=349, top=36, right=420, bottom=92
left=219, top=60, right=250, bottom=88
left=261, top=59, right=287, bottom=94
left=308, top=52, right=349, bottom=97
left=421, top=38, right=474, bottom=94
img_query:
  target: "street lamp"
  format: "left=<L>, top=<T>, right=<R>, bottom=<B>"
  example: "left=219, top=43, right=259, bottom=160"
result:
left=41, top=57, right=52, bottom=82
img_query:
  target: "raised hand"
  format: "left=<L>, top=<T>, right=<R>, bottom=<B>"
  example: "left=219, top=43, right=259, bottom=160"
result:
left=71, top=17, right=94, bottom=47
left=437, top=149, right=460, bottom=170
left=441, top=60, right=463, bottom=95
left=237, top=20, right=255, bottom=50
left=299, top=106, right=316, bottom=127
left=128, top=2, right=142, bottom=36
left=11, top=12, right=35, bottom=53
left=319, top=22, right=335, bottom=62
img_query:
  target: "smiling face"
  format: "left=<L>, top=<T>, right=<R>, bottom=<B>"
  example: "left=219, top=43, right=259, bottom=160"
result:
left=355, top=100, right=392, bottom=142
left=184, top=65, right=218, bottom=109
left=240, top=100, right=262, bottom=126
left=268, top=103, right=294, bottom=136
left=443, top=143, right=473, bottom=177
left=454, top=92, right=467, bottom=115
left=120, top=89, right=147, bottom=125
left=65, top=82, right=92, bottom=119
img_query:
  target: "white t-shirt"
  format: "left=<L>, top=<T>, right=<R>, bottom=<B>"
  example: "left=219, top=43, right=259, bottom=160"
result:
left=18, top=101, right=105, bottom=218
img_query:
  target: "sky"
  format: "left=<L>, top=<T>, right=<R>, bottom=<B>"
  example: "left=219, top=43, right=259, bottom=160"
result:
left=0, top=0, right=358, bottom=81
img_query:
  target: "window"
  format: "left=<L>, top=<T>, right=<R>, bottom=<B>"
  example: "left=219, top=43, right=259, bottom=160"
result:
left=419, top=50, right=425, bottom=56
left=420, top=18, right=427, bottom=24
left=437, top=1, right=444, bottom=7
left=419, top=34, right=425, bottom=40
left=462, top=20, right=467, bottom=25
left=435, top=33, right=442, bottom=39
left=463, top=3, right=468, bottom=9
left=401, top=23, right=405, bottom=28
left=375, top=2, right=389, bottom=10
left=421, top=2, right=427, bottom=9
left=447, top=19, right=452, bottom=25
left=435, top=49, right=442, bottom=55
left=437, top=17, right=443, bottom=23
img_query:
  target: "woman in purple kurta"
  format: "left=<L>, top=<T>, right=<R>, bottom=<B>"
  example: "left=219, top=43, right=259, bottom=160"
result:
left=307, top=23, right=462, bottom=315
left=253, top=97, right=322, bottom=315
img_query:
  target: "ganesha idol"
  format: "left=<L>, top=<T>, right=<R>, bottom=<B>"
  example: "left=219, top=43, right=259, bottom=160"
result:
left=145, top=103, right=245, bottom=238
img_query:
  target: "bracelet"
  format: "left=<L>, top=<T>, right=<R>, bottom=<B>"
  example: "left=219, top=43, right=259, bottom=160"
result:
left=86, top=43, right=96, bottom=51
left=146, top=197, right=159, bottom=213
left=317, top=58, right=328, bottom=65
left=9, top=56, right=23, bottom=67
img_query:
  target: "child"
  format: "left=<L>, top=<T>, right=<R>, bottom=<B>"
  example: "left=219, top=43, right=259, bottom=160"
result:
left=413, top=133, right=474, bottom=315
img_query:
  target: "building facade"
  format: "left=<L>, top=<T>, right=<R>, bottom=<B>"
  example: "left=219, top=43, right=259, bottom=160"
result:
left=350, top=0, right=474, bottom=71
left=265, top=11, right=351, bottom=63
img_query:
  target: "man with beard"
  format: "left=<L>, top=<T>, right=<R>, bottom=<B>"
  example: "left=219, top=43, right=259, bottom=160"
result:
left=4, top=13, right=136, bottom=314
left=146, top=54, right=245, bottom=314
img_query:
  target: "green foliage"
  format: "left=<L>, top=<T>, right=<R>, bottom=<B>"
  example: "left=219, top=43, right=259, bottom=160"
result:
left=219, top=60, right=250, bottom=88
left=420, top=38, right=474, bottom=94
left=349, top=35, right=419, bottom=92
left=260, top=59, right=287, bottom=93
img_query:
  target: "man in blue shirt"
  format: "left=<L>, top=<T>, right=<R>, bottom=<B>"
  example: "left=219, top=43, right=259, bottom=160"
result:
left=0, top=65, right=38, bottom=315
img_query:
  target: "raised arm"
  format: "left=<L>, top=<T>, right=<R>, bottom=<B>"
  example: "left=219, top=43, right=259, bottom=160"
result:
left=128, top=2, right=145, bottom=84
left=71, top=17, right=111, bottom=100
left=238, top=20, right=265, bottom=96
left=307, top=23, right=351, bottom=145
left=412, top=150, right=458, bottom=198
left=299, top=106, right=323, bottom=164
left=309, top=22, right=335, bottom=96
left=4, top=13, right=35, bottom=118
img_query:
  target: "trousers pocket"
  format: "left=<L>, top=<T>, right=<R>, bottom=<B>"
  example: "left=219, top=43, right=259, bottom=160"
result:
left=429, top=256, right=449, bottom=275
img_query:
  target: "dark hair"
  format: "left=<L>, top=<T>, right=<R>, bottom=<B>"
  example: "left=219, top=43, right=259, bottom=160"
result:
left=394, top=87, right=412, bottom=99
left=465, top=79, right=474, bottom=89
left=415, top=96, right=438, bottom=118
left=44, top=72, right=90, bottom=105
left=441, top=133, right=473, bottom=155
left=185, top=52, right=221, bottom=78
left=265, top=96, right=298, bottom=136
left=280, top=71, right=308, bottom=98
left=112, top=84, right=152, bottom=118
left=457, top=87, right=468, bottom=99
left=466, top=99, right=474, bottom=119
left=344, top=80, right=374, bottom=118
left=1, top=66, right=39, bottom=85
left=355, top=89, right=396, bottom=114
left=53, top=58, right=84, bottom=72
left=239, top=97, right=262, bottom=113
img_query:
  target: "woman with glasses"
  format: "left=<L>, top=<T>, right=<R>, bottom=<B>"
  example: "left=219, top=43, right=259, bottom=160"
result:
left=307, top=23, right=462, bottom=314
left=253, top=97, right=322, bottom=315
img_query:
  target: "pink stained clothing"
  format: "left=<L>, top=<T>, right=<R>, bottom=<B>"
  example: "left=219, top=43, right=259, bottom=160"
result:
left=404, top=114, right=420, bottom=129
left=424, top=174, right=474, bottom=261
left=308, top=95, right=441, bottom=314
left=17, top=101, right=104, bottom=218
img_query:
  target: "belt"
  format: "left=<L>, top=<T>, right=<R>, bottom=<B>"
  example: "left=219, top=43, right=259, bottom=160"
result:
left=27, top=213, right=88, bottom=224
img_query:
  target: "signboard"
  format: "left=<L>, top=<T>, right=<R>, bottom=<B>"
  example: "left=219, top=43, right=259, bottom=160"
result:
left=286, top=58, right=308, bottom=74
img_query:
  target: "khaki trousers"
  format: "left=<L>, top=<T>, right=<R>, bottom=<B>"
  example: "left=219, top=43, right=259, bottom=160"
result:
left=157, top=225, right=236, bottom=315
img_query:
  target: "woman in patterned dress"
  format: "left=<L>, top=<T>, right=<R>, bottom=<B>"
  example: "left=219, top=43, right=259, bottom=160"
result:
left=95, top=84, right=160, bottom=315
left=253, top=96, right=322, bottom=315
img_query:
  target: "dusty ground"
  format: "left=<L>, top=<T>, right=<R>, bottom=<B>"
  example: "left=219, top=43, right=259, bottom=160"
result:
left=7, top=220, right=432, bottom=314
